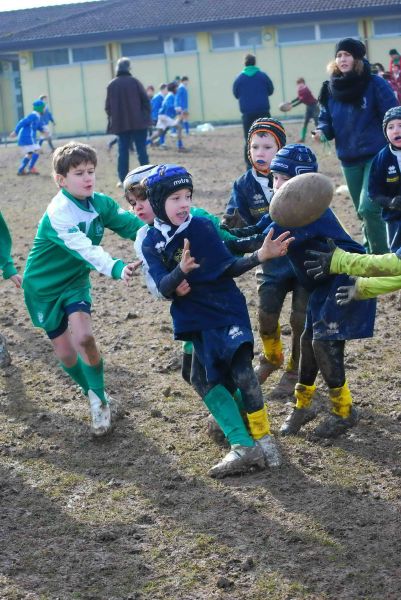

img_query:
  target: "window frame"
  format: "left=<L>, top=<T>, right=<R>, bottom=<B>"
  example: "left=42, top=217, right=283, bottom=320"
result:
left=277, top=20, right=359, bottom=46
left=210, top=29, right=263, bottom=51
left=372, top=16, right=401, bottom=38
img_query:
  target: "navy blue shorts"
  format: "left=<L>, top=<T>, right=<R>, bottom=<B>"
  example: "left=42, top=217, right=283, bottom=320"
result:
left=192, top=325, right=254, bottom=384
left=305, top=274, right=376, bottom=341
left=47, top=300, right=91, bottom=340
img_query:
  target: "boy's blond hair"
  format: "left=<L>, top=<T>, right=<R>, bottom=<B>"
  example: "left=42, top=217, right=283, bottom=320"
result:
left=53, top=141, right=97, bottom=177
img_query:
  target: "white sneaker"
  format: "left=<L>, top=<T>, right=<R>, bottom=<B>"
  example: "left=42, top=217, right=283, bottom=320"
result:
left=88, top=390, right=111, bottom=437
left=208, top=444, right=265, bottom=478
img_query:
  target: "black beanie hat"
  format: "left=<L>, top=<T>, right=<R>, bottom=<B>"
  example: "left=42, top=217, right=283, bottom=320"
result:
left=335, top=38, right=366, bottom=60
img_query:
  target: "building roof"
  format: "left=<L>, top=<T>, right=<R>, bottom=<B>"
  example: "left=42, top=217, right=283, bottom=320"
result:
left=0, top=0, right=398, bottom=51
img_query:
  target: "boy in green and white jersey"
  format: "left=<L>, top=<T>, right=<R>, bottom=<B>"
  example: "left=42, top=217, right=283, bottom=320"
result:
left=23, top=141, right=143, bottom=436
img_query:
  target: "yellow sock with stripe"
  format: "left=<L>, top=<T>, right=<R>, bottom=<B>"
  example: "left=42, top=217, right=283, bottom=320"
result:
left=329, top=381, right=352, bottom=418
left=261, top=324, right=283, bottom=366
left=247, top=405, right=271, bottom=440
left=294, top=383, right=316, bottom=409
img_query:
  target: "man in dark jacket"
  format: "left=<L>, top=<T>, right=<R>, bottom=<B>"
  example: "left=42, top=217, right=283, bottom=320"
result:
left=233, top=54, right=274, bottom=167
left=105, top=57, right=151, bottom=186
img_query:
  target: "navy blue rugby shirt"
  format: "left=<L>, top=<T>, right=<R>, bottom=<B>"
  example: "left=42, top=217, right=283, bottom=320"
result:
left=141, top=216, right=252, bottom=339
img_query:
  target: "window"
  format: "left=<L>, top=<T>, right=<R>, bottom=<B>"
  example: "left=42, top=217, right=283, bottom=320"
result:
left=319, top=22, right=358, bottom=40
left=211, top=31, right=235, bottom=49
left=32, top=48, right=69, bottom=68
left=171, top=35, right=197, bottom=53
left=277, top=25, right=315, bottom=44
left=72, top=45, right=106, bottom=62
left=211, top=29, right=262, bottom=50
left=121, top=39, right=164, bottom=57
left=374, top=17, right=401, bottom=37
left=278, top=21, right=359, bottom=44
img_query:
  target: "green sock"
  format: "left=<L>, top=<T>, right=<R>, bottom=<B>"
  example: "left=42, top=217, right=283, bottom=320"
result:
left=233, top=388, right=245, bottom=412
left=182, top=341, right=193, bottom=354
left=299, top=126, right=307, bottom=141
left=203, top=384, right=254, bottom=447
left=81, top=358, right=107, bottom=404
left=61, top=356, right=89, bottom=395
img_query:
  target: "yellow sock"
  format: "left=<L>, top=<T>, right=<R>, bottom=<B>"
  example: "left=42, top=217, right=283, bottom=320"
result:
left=285, top=355, right=296, bottom=372
left=329, top=381, right=352, bottom=418
left=261, top=324, right=283, bottom=366
left=247, top=405, right=271, bottom=440
left=294, top=383, right=316, bottom=409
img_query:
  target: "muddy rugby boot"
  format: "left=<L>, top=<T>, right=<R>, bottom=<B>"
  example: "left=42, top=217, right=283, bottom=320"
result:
left=256, top=434, right=282, bottom=467
left=280, top=406, right=319, bottom=436
left=88, top=390, right=112, bottom=437
left=313, top=407, right=358, bottom=439
left=0, top=333, right=11, bottom=367
left=208, top=444, right=265, bottom=478
left=270, top=369, right=298, bottom=400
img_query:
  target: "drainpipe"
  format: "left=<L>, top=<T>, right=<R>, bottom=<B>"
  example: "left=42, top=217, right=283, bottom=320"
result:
left=196, top=50, right=205, bottom=122
left=80, top=62, right=90, bottom=138
left=362, top=19, right=369, bottom=60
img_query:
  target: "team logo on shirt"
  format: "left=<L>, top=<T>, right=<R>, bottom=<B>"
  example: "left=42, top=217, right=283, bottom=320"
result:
left=95, top=223, right=104, bottom=235
left=37, top=311, right=44, bottom=324
left=253, top=193, right=264, bottom=204
left=326, top=322, right=339, bottom=335
left=155, top=241, right=166, bottom=253
left=388, top=165, right=397, bottom=175
left=228, top=325, right=243, bottom=339
left=173, top=248, right=183, bottom=264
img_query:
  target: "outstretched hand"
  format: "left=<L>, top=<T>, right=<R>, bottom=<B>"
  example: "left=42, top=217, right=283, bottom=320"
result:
left=304, top=238, right=337, bottom=280
left=257, top=228, right=294, bottom=263
left=122, top=260, right=142, bottom=285
left=180, top=239, right=200, bottom=274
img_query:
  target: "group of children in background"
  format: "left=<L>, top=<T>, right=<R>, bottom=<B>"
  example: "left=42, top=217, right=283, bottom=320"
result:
left=2, top=53, right=401, bottom=479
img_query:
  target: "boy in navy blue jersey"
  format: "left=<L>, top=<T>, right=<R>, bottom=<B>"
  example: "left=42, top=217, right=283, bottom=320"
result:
left=225, top=119, right=309, bottom=398
left=226, top=145, right=377, bottom=438
left=370, top=107, right=401, bottom=252
left=140, top=164, right=293, bottom=478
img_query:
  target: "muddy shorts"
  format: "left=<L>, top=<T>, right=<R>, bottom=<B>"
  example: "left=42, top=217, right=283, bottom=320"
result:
left=305, top=274, right=376, bottom=341
left=192, top=325, right=254, bottom=384
left=24, top=287, right=92, bottom=339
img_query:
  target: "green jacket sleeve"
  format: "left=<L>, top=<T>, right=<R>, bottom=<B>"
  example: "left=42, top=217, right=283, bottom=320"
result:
left=100, top=195, right=145, bottom=240
left=330, top=247, right=401, bottom=277
left=355, top=274, right=401, bottom=300
left=0, top=211, right=18, bottom=279
left=191, top=205, right=238, bottom=242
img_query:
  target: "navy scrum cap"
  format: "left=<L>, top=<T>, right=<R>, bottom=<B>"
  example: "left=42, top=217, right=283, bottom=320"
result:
left=383, top=106, right=401, bottom=142
left=270, top=144, right=318, bottom=178
left=144, top=164, right=193, bottom=224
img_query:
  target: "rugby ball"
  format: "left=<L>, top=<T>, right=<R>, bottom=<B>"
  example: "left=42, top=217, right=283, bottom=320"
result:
left=269, top=172, right=334, bottom=227
left=278, top=101, right=292, bottom=112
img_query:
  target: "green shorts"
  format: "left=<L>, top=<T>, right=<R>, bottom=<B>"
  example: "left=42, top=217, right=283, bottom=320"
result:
left=24, top=287, right=92, bottom=338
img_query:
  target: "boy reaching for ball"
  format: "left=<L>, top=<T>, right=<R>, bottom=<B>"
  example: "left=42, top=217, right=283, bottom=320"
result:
left=226, top=144, right=377, bottom=438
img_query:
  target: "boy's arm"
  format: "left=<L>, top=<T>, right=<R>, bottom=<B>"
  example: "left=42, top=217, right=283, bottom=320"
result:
left=331, top=248, right=401, bottom=277
left=0, top=212, right=18, bottom=280
left=354, top=274, right=401, bottom=300
left=290, top=97, right=302, bottom=107
left=101, top=195, right=145, bottom=240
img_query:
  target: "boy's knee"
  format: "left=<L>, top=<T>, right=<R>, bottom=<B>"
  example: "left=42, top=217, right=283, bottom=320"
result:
left=77, top=333, right=96, bottom=352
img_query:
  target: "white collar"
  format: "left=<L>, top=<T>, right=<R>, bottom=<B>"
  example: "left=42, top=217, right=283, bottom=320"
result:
left=154, top=214, right=192, bottom=244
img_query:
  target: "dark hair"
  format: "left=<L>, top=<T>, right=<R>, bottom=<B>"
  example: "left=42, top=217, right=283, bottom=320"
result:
left=159, top=83, right=167, bottom=90
left=389, top=49, right=400, bottom=56
left=53, top=141, right=97, bottom=176
left=181, top=76, right=189, bottom=82
left=296, top=77, right=305, bottom=84
left=244, top=53, right=256, bottom=66
left=167, top=81, right=178, bottom=93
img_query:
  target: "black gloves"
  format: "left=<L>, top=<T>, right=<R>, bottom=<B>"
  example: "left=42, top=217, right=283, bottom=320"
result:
left=304, top=239, right=337, bottom=280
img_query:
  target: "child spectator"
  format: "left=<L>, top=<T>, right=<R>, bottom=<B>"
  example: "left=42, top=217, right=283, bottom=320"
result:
left=10, top=99, right=45, bottom=175
left=149, top=83, right=168, bottom=145
left=227, top=145, right=377, bottom=438
left=139, top=164, right=292, bottom=477
left=22, top=142, right=144, bottom=437
left=175, top=76, right=190, bottom=135
left=369, top=107, right=401, bottom=251
left=288, top=78, right=319, bottom=143
left=148, top=82, right=185, bottom=152
left=390, top=63, right=401, bottom=103
left=38, top=94, right=56, bottom=152
left=389, top=48, right=401, bottom=71
left=146, top=85, right=155, bottom=100
left=0, top=211, right=22, bottom=367
left=225, top=119, right=308, bottom=399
